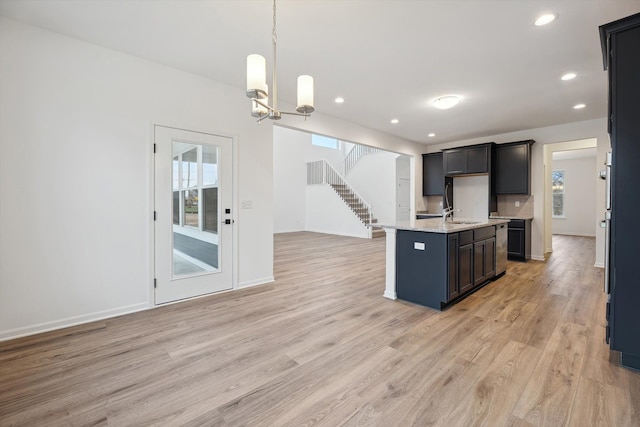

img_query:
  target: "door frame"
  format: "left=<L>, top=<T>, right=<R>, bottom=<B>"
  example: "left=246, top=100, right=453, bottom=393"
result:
left=149, top=122, right=239, bottom=307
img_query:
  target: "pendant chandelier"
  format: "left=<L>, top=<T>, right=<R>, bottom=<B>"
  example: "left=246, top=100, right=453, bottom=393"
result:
left=246, top=0, right=314, bottom=122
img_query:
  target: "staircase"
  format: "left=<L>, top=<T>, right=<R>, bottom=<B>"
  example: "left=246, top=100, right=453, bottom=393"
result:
left=307, top=160, right=385, bottom=238
left=329, top=184, right=385, bottom=238
left=344, top=144, right=381, bottom=175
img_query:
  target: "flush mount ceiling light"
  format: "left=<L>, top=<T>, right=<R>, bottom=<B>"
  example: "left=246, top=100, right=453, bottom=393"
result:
left=334, top=97, right=345, bottom=104
left=246, top=0, right=314, bottom=122
left=574, top=103, right=586, bottom=109
left=390, top=118, right=399, bottom=124
left=561, top=72, right=577, bottom=81
left=535, top=13, right=557, bottom=26
left=428, top=133, right=436, bottom=137
left=432, top=95, right=462, bottom=110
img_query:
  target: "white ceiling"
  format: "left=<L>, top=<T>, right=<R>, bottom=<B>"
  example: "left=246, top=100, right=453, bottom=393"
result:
left=1, top=0, right=638, bottom=145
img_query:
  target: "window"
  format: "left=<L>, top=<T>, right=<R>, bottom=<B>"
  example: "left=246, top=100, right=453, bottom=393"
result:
left=172, top=143, right=219, bottom=232
left=182, top=148, right=198, bottom=188
left=552, top=169, right=565, bottom=217
left=311, top=134, right=340, bottom=150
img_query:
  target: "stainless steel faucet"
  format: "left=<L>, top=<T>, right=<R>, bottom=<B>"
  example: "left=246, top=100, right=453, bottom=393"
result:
left=442, top=207, right=460, bottom=222
left=442, top=182, right=460, bottom=222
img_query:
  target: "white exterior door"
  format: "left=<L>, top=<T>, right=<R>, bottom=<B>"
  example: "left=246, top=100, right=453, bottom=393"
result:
left=154, top=125, right=233, bottom=304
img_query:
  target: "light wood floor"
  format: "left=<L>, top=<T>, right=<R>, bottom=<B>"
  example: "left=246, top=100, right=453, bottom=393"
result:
left=1, top=233, right=639, bottom=426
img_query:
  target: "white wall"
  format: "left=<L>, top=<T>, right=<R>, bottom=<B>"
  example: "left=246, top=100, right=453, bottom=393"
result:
left=0, top=18, right=274, bottom=339
left=552, top=156, right=598, bottom=237
left=273, top=126, right=347, bottom=233
left=273, top=127, right=308, bottom=233
left=346, top=151, right=400, bottom=224
left=426, top=118, right=609, bottom=266
left=305, top=185, right=369, bottom=238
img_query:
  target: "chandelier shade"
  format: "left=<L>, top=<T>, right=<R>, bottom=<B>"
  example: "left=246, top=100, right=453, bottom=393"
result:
left=296, top=75, right=315, bottom=114
left=246, top=54, right=267, bottom=99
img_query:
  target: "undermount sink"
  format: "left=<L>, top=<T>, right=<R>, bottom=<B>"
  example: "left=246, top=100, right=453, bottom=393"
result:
left=449, top=220, right=480, bottom=225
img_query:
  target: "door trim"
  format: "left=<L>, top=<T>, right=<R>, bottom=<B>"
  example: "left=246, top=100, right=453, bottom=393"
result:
left=150, top=122, right=239, bottom=307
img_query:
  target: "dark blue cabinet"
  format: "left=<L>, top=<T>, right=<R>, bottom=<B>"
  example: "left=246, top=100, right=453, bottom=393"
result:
left=600, top=12, right=640, bottom=370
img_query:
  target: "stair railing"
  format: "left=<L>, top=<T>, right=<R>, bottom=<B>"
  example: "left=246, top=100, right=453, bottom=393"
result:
left=307, top=159, right=373, bottom=226
left=344, top=145, right=381, bottom=175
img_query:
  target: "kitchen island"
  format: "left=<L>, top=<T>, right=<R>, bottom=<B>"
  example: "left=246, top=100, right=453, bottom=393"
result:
left=379, top=217, right=510, bottom=310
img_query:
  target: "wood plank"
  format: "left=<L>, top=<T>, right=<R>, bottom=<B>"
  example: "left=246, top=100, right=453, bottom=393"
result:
left=511, top=321, right=590, bottom=425
left=566, top=376, right=639, bottom=426
left=1, top=233, right=638, bottom=426
left=442, top=340, right=542, bottom=426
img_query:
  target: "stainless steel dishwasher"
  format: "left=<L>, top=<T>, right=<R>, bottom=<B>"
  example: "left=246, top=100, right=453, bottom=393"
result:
left=495, top=223, right=508, bottom=275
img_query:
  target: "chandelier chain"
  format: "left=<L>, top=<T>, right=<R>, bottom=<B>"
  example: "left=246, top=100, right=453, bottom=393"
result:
left=272, top=0, right=277, bottom=45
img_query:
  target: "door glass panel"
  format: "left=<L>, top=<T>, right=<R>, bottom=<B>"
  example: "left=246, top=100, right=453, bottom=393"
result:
left=172, top=142, right=220, bottom=278
left=183, top=190, right=199, bottom=227
left=172, top=156, right=179, bottom=190
left=203, top=187, right=218, bottom=233
left=203, top=145, right=218, bottom=186
left=182, top=148, right=198, bottom=189
left=172, top=191, right=179, bottom=225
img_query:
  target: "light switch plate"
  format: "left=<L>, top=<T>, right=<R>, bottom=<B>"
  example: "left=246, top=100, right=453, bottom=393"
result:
left=515, top=201, right=520, bottom=207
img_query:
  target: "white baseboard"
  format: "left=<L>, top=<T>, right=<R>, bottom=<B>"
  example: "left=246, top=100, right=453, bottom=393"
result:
left=0, top=302, right=149, bottom=342
left=273, top=229, right=305, bottom=234
left=304, top=228, right=369, bottom=239
left=383, top=290, right=397, bottom=300
left=553, top=232, right=596, bottom=237
left=594, top=262, right=604, bottom=268
left=239, top=276, right=275, bottom=289
left=531, top=255, right=546, bottom=261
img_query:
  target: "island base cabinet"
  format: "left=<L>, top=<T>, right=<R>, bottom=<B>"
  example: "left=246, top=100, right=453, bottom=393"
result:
left=396, top=230, right=448, bottom=310
left=396, top=226, right=498, bottom=311
left=474, top=239, right=496, bottom=286
left=459, top=243, right=473, bottom=294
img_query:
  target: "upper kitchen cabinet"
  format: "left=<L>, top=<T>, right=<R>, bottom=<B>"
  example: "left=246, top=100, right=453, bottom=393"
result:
left=443, top=143, right=493, bottom=175
left=422, top=152, right=444, bottom=196
left=494, top=140, right=534, bottom=195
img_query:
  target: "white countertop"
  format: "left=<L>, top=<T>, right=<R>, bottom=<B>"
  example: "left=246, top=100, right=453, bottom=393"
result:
left=377, top=217, right=511, bottom=234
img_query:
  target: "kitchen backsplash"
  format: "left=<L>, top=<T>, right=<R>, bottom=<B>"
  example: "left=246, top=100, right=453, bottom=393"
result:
left=424, top=196, right=444, bottom=213
left=423, top=194, right=534, bottom=218
left=496, top=195, right=534, bottom=218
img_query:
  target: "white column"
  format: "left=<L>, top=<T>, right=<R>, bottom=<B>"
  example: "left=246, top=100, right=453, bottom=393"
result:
left=383, top=227, right=397, bottom=300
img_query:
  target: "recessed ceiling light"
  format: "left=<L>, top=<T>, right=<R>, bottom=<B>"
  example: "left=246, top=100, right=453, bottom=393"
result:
left=334, top=97, right=344, bottom=104
left=428, top=133, right=435, bottom=137
left=535, top=13, right=556, bottom=26
left=573, top=103, right=586, bottom=109
left=390, top=118, right=399, bottom=124
left=432, top=95, right=462, bottom=110
left=561, top=72, right=577, bottom=81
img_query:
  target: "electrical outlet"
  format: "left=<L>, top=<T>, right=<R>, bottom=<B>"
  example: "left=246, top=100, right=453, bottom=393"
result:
left=515, top=201, right=520, bottom=207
